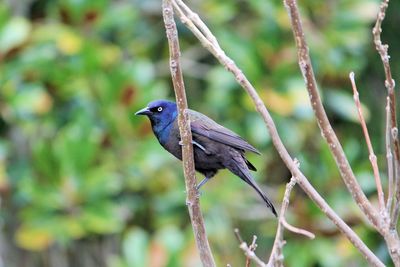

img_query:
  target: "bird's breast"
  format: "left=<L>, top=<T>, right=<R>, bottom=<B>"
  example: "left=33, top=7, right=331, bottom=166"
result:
left=157, top=124, right=183, bottom=160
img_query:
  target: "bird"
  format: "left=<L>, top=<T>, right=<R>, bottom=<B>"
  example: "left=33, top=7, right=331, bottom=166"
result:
left=135, top=99, right=277, bottom=216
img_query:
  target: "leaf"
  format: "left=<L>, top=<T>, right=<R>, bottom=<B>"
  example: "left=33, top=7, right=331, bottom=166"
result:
left=15, top=224, right=54, bottom=251
left=0, top=17, right=30, bottom=54
left=56, top=30, right=83, bottom=55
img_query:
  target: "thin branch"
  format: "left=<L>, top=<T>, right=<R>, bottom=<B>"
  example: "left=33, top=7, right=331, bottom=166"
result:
left=234, top=229, right=268, bottom=267
left=349, top=72, right=385, bottom=213
left=283, top=0, right=381, bottom=229
left=268, top=175, right=315, bottom=267
left=280, top=218, right=315, bottom=240
left=373, top=0, right=400, bottom=230
left=162, top=1, right=216, bottom=266
left=268, top=183, right=292, bottom=267
left=370, top=1, right=400, bottom=264
left=386, top=97, right=394, bottom=215
left=247, top=236, right=259, bottom=267
left=171, top=1, right=385, bottom=266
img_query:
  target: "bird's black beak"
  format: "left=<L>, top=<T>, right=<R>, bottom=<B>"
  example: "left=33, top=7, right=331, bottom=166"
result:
left=135, top=107, right=151, bottom=116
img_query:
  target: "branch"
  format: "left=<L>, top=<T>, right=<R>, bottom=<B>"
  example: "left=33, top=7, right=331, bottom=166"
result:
left=349, top=72, right=385, bottom=213
left=268, top=175, right=315, bottom=267
left=162, top=1, right=216, bottom=266
left=386, top=97, right=394, bottom=215
left=283, top=0, right=381, bottom=229
left=373, top=0, right=400, bottom=230
left=171, top=1, right=384, bottom=266
left=234, top=229, right=267, bottom=267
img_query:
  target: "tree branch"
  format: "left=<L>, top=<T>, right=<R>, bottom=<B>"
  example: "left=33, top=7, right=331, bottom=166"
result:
left=268, top=175, right=315, bottom=267
left=386, top=97, right=394, bottom=215
left=372, top=0, right=400, bottom=231
left=234, top=229, right=267, bottom=267
left=349, top=72, right=385, bottom=213
left=283, top=0, right=381, bottom=229
left=162, top=1, right=216, bottom=266
left=170, top=1, right=384, bottom=265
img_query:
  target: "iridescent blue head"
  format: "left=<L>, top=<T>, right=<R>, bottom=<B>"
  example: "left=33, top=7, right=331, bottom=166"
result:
left=135, top=99, right=178, bottom=137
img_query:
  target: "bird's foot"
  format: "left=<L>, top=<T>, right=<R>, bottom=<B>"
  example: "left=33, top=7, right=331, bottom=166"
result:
left=195, top=188, right=203, bottom=199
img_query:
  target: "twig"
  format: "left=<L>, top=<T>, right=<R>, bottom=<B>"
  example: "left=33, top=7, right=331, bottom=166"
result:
left=268, top=176, right=315, bottom=267
left=162, top=1, right=216, bottom=266
left=280, top=218, right=315, bottom=240
left=246, top=236, right=258, bottom=267
left=234, top=229, right=268, bottom=267
left=373, top=0, right=400, bottom=231
left=349, top=72, right=385, bottom=213
left=171, top=1, right=385, bottom=266
left=386, top=97, right=394, bottom=215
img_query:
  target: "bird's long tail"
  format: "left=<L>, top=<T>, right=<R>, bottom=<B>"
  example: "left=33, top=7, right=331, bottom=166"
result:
left=226, top=156, right=277, bottom=217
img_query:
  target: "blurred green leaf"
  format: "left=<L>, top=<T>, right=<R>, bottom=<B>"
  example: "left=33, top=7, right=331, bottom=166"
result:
left=0, top=17, right=30, bottom=54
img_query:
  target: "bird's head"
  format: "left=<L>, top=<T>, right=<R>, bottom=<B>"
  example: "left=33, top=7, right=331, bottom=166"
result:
left=135, top=99, right=178, bottom=133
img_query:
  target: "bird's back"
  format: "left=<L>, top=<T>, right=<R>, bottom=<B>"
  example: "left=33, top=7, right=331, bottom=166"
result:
left=188, top=109, right=260, bottom=154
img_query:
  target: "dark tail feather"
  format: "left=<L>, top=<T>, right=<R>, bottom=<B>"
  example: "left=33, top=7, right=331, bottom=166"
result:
left=233, top=165, right=277, bottom=217
left=245, top=158, right=257, bottom=171
left=249, top=180, right=277, bottom=217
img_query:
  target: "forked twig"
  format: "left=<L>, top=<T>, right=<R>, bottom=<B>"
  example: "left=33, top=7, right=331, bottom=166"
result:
left=234, top=229, right=267, bottom=267
left=349, top=72, right=385, bottom=213
left=268, top=175, right=315, bottom=267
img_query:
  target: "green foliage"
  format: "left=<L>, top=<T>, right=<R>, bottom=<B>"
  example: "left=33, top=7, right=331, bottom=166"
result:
left=1, top=0, right=397, bottom=266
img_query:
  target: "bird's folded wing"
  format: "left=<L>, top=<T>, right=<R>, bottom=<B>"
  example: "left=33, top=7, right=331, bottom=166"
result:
left=188, top=109, right=260, bottom=154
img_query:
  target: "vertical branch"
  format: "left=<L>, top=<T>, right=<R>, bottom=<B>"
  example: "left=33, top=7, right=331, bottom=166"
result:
left=268, top=176, right=315, bottom=267
left=373, top=0, right=400, bottom=230
left=267, top=177, right=295, bottom=267
left=283, top=0, right=381, bottom=229
left=162, top=1, right=216, bottom=266
left=385, top=97, right=394, bottom=215
left=349, top=72, right=385, bottom=213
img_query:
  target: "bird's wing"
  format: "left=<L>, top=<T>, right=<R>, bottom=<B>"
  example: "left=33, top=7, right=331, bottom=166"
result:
left=188, top=109, right=260, bottom=154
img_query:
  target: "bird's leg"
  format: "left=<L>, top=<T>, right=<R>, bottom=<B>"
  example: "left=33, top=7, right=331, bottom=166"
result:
left=196, top=176, right=210, bottom=191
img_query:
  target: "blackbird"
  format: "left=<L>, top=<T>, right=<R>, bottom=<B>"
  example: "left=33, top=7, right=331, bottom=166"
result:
left=136, top=99, right=276, bottom=216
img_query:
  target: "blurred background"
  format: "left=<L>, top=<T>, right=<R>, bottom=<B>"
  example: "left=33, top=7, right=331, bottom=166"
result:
left=1, top=0, right=399, bottom=266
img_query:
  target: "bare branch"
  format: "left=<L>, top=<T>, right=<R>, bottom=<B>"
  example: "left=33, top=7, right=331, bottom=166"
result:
left=373, top=0, right=400, bottom=231
left=268, top=175, right=315, bottom=267
left=234, top=229, right=268, bottom=267
left=268, top=177, right=292, bottom=266
left=162, top=1, right=216, bottom=266
left=283, top=0, right=382, bottom=229
left=171, top=1, right=385, bottom=266
left=349, top=72, right=385, bottom=213
left=281, top=218, right=315, bottom=240
left=386, top=97, right=394, bottom=215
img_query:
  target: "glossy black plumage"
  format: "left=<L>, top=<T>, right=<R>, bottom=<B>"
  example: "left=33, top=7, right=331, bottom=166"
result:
left=135, top=99, right=277, bottom=216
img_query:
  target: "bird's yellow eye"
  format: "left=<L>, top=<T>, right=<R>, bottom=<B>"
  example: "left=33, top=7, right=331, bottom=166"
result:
left=157, top=107, right=163, bottom=112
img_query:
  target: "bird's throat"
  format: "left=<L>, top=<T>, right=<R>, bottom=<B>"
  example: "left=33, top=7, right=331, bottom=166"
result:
left=151, top=118, right=175, bottom=145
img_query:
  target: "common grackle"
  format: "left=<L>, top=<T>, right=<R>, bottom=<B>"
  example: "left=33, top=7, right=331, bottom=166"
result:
left=135, top=99, right=277, bottom=216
